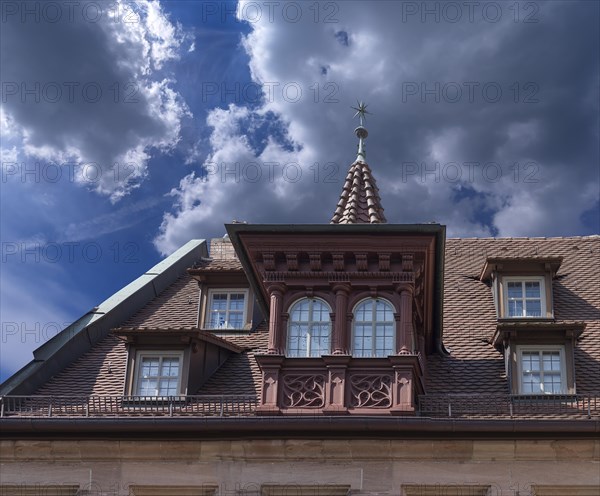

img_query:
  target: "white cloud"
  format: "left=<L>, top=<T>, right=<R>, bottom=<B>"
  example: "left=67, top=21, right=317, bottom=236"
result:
left=154, top=104, right=314, bottom=254
left=1, top=0, right=191, bottom=202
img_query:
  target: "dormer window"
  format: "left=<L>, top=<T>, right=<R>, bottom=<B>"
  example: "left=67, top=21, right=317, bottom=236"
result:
left=505, top=277, right=545, bottom=318
left=480, top=256, right=562, bottom=320
left=134, top=351, right=184, bottom=396
left=518, top=346, right=566, bottom=394
left=206, top=289, right=248, bottom=329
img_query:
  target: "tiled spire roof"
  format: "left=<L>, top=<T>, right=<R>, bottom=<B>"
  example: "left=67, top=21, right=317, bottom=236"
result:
left=331, top=101, right=386, bottom=224
left=331, top=159, right=387, bottom=224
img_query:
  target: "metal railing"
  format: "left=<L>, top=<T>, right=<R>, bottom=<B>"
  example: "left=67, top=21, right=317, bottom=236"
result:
left=1, top=393, right=598, bottom=419
left=417, top=394, right=600, bottom=419
left=0, top=395, right=257, bottom=418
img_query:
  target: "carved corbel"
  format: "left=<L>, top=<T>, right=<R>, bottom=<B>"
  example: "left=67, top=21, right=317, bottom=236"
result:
left=355, top=253, right=368, bottom=271
left=333, top=253, right=345, bottom=271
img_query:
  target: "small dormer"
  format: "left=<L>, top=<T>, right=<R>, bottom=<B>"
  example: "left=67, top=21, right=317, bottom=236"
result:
left=188, top=238, right=261, bottom=332
left=480, top=256, right=563, bottom=320
left=481, top=256, right=585, bottom=396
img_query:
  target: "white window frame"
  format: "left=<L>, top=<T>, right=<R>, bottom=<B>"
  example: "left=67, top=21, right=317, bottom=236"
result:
left=503, top=276, right=546, bottom=318
left=286, top=298, right=332, bottom=358
left=205, top=288, right=249, bottom=329
left=133, top=350, right=184, bottom=397
left=516, top=345, right=566, bottom=395
left=352, top=297, right=396, bottom=357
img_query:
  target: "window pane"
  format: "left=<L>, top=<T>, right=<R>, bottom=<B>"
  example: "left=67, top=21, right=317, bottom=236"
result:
left=229, top=294, right=245, bottom=310
left=525, top=281, right=541, bottom=298
left=211, top=294, right=227, bottom=310
left=138, top=378, right=157, bottom=396
left=543, top=373, right=562, bottom=394
left=352, top=299, right=395, bottom=357
left=508, top=300, right=523, bottom=317
left=141, top=357, right=159, bottom=377
left=287, top=299, right=331, bottom=357
left=521, top=352, right=540, bottom=371
left=159, top=378, right=179, bottom=396
left=161, top=357, right=180, bottom=377
left=355, top=301, right=371, bottom=322
left=543, top=352, right=561, bottom=371
left=288, top=323, right=308, bottom=357
left=526, top=299, right=541, bottom=317
left=137, top=355, right=181, bottom=396
left=209, top=311, right=227, bottom=328
left=507, top=282, right=523, bottom=298
left=521, top=350, right=564, bottom=395
left=375, top=300, right=394, bottom=321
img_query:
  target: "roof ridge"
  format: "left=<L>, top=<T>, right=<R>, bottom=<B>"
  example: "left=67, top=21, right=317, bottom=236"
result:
left=448, top=235, right=599, bottom=240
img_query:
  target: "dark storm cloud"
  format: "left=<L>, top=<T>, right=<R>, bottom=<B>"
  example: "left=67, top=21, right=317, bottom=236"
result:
left=156, top=1, right=596, bottom=250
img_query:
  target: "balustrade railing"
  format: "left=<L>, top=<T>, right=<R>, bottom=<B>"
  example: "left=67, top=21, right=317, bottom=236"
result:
left=0, top=395, right=257, bottom=418
left=417, top=394, right=600, bottom=419
left=1, top=393, right=597, bottom=418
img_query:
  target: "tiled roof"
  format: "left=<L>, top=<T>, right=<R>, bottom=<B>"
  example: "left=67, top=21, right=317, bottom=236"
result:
left=36, top=334, right=127, bottom=396
left=427, top=236, right=600, bottom=394
left=197, top=323, right=268, bottom=396
left=122, top=274, right=199, bottom=328
left=31, top=236, right=600, bottom=410
left=331, top=160, right=386, bottom=224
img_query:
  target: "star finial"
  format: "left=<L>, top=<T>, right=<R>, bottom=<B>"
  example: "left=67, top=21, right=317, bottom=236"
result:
left=351, top=100, right=371, bottom=126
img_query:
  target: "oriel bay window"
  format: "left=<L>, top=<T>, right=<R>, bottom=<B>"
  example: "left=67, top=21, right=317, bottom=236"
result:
left=286, top=298, right=331, bottom=357
left=352, top=298, right=396, bottom=357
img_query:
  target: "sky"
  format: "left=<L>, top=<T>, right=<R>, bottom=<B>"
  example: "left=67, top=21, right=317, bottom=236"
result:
left=0, top=0, right=599, bottom=381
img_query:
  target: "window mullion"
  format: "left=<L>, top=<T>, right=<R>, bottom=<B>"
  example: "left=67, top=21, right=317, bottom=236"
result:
left=372, top=301, right=377, bottom=356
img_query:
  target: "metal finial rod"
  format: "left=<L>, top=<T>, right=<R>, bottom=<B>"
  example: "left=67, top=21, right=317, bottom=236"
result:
left=351, top=100, right=371, bottom=127
left=351, top=101, right=371, bottom=162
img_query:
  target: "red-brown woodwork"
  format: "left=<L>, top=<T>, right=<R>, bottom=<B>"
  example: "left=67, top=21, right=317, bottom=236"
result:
left=332, top=284, right=350, bottom=355
left=236, top=230, right=438, bottom=415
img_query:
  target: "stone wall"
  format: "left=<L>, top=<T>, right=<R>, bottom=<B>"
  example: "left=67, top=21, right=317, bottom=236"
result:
left=1, top=439, right=599, bottom=495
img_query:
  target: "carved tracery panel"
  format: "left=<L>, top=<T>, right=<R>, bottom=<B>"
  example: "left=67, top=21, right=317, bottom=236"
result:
left=349, top=374, right=393, bottom=408
left=282, top=374, right=325, bottom=408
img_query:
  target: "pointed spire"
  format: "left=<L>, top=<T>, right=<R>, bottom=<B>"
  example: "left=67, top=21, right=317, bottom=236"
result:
left=330, top=102, right=386, bottom=224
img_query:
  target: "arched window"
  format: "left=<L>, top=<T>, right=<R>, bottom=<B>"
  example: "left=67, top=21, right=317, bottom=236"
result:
left=287, top=298, right=331, bottom=357
left=352, top=298, right=395, bottom=357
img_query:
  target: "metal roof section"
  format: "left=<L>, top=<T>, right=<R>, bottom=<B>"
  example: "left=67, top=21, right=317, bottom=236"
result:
left=0, top=240, right=208, bottom=395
